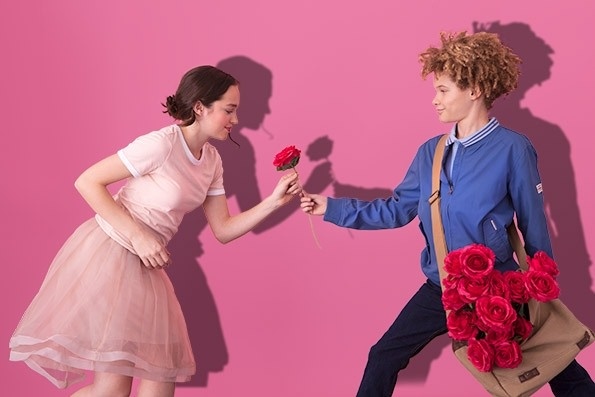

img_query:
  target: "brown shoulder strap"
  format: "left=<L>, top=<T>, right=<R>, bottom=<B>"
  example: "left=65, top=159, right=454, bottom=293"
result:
left=429, top=135, right=449, bottom=289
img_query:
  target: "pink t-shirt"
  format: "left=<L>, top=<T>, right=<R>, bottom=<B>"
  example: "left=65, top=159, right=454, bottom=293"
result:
left=96, top=124, right=225, bottom=252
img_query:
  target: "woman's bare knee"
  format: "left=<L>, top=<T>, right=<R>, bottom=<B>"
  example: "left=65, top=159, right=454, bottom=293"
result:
left=87, top=372, right=132, bottom=397
left=137, top=379, right=175, bottom=397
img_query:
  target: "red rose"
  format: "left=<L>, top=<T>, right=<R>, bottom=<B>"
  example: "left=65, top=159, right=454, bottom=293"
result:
left=457, top=276, right=491, bottom=303
left=467, top=338, right=495, bottom=372
left=444, top=250, right=464, bottom=276
left=527, top=251, right=560, bottom=279
left=503, top=270, right=530, bottom=304
left=493, top=340, right=523, bottom=369
left=273, top=145, right=301, bottom=171
left=525, top=270, right=560, bottom=302
left=442, top=284, right=467, bottom=311
left=460, top=244, right=495, bottom=281
left=475, top=295, right=517, bottom=332
left=513, top=315, right=533, bottom=341
left=485, top=326, right=515, bottom=345
left=443, top=274, right=461, bottom=290
left=447, top=308, right=479, bottom=340
left=487, top=271, right=510, bottom=300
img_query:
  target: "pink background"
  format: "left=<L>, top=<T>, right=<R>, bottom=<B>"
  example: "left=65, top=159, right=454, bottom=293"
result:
left=2, top=1, right=594, bottom=396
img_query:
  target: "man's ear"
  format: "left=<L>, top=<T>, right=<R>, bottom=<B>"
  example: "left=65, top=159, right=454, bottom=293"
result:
left=470, top=87, right=483, bottom=100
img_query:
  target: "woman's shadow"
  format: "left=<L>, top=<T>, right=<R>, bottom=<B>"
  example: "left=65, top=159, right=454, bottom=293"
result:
left=401, top=21, right=595, bottom=384
left=167, top=56, right=334, bottom=387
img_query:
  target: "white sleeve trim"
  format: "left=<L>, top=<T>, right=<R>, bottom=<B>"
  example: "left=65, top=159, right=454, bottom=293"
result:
left=117, top=149, right=141, bottom=178
left=207, top=188, right=225, bottom=196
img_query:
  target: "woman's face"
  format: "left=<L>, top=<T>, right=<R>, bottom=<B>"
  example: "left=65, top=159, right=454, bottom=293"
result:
left=200, top=84, right=240, bottom=140
left=431, top=73, right=474, bottom=124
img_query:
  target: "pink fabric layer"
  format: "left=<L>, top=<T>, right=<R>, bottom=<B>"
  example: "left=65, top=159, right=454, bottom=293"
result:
left=9, top=219, right=195, bottom=388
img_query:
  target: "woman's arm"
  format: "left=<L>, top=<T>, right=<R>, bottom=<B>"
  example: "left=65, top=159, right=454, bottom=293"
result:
left=202, top=172, right=301, bottom=243
left=74, top=154, right=171, bottom=269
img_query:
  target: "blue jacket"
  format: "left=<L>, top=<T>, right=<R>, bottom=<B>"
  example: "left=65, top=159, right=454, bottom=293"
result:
left=324, top=123, right=553, bottom=285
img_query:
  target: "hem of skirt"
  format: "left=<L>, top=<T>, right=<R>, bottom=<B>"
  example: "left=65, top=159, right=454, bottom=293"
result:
left=10, top=335, right=195, bottom=388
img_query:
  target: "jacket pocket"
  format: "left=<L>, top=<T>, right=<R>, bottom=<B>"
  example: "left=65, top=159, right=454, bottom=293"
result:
left=482, top=218, right=513, bottom=262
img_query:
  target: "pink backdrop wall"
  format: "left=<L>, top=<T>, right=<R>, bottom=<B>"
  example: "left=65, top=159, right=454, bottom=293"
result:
left=2, top=1, right=594, bottom=396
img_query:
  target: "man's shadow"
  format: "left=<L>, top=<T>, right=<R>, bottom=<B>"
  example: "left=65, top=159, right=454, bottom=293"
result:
left=477, top=21, right=594, bottom=327
left=401, top=21, right=595, bottom=384
left=167, top=56, right=335, bottom=387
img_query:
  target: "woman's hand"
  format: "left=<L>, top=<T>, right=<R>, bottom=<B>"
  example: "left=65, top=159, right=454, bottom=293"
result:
left=129, top=227, right=171, bottom=270
left=271, top=172, right=302, bottom=208
left=300, top=193, right=328, bottom=216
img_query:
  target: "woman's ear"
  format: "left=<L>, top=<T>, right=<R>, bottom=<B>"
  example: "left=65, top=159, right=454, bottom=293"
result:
left=193, top=102, right=203, bottom=116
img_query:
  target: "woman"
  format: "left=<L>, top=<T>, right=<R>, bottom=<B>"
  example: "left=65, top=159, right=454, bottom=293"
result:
left=10, top=65, right=301, bottom=397
left=300, top=31, right=595, bottom=396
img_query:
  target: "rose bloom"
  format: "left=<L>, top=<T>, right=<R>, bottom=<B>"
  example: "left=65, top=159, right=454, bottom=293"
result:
left=527, top=251, right=560, bottom=278
left=493, top=340, right=523, bottom=369
left=442, top=285, right=467, bottom=311
left=525, top=270, right=560, bottom=302
left=503, top=270, right=530, bottom=304
left=467, top=338, right=495, bottom=372
left=475, top=295, right=517, bottom=332
left=460, top=244, right=495, bottom=281
left=484, top=326, right=514, bottom=345
left=447, top=308, right=479, bottom=340
left=457, top=276, right=491, bottom=303
left=443, top=274, right=462, bottom=290
left=487, top=271, right=510, bottom=301
left=513, top=315, right=533, bottom=341
left=273, top=145, right=301, bottom=170
left=444, top=250, right=464, bottom=276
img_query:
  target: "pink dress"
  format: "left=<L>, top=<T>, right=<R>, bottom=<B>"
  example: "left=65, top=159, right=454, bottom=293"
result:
left=9, top=124, right=225, bottom=388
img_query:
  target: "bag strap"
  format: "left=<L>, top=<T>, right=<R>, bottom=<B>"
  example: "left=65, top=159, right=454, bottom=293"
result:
left=428, top=135, right=528, bottom=290
left=429, top=135, right=449, bottom=289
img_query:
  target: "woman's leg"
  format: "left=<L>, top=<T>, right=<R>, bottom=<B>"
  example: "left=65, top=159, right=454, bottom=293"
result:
left=137, top=379, right=175, bottom=397
left=70, top=372, right=133, bottom=397
left=356, top=279, right=447, bottom=397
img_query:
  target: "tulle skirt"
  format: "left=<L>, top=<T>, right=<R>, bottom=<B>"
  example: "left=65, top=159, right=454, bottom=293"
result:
left=9, top=218, right=195, bottom=388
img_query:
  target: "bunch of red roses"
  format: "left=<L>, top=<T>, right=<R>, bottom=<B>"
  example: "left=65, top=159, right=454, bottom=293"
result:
left=442, top=244, right=561, bottom=372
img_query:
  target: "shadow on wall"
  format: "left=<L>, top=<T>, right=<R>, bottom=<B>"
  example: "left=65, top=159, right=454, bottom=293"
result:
left=477, top=21, right=594, bottom=328
left=400, top=21, right=595, bottom=385
left=167, top=55, right=405, bottom=388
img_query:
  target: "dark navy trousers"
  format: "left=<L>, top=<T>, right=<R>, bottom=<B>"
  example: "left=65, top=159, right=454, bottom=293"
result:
left=355, top=279, right=595, bottom=396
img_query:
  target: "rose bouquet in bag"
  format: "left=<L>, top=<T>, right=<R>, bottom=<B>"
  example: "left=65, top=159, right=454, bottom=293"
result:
left=441, top=244, right=560, bottom=372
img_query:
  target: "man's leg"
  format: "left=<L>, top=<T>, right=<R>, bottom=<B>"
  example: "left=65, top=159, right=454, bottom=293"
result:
left=549, top=359, right=595, bottom=397
left=356, top=279, right=447, bottom=397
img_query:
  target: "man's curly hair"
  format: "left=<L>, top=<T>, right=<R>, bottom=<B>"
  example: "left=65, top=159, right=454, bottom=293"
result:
left=419, top=31, right=521, bottom=109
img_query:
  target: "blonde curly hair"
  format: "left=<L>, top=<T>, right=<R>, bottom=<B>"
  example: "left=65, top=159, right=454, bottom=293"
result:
left=419, top=31, right=521, bottom=109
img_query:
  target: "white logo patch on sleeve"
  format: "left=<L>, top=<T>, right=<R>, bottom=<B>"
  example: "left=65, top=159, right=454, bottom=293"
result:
left=536, top=183, right=543, bottom=194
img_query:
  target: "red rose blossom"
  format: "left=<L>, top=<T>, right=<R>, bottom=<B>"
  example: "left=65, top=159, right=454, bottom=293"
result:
left=493, top=340, right=523, bottom=369
left=447, top=309, right=479, bottom=340
left=459, top=244, right=495, bottom=281
left=487, top=270, right=510, bottom=300
left=525, top=270, right=560, bottom=302
left=527, top=251, right=560, bottom=278
left=442, top=284, right=467, bottom=311
left=273, top=145, right=301, bottom=171
left=475, top=295, right=517, bottom=332
left=503, top=270, right=530, bottom=304
left=513, top=315, right=533, bottom=341
left=444, top=250, right=463, bottom=276
left=457, top=276, right=491, bottom=303
left=485, top=326, right=515, bottom=345
left=467, top=338, right=495, bottom=372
